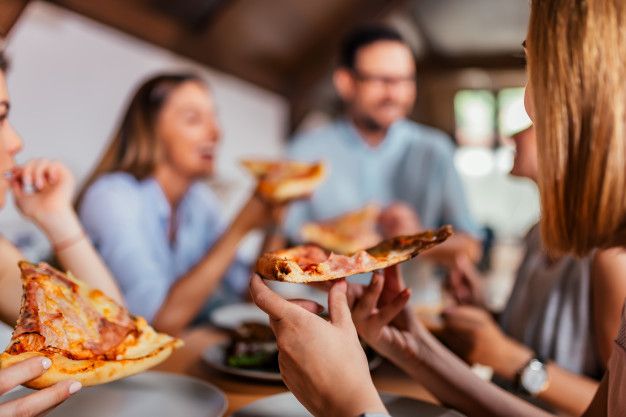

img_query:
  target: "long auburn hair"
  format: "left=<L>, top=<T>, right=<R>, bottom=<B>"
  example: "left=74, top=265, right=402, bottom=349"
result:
left=76, top=73, right=205, bottom=208
left=528, top=0, right=626, bottom=255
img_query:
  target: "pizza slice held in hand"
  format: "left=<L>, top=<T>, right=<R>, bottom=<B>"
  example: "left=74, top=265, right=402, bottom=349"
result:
left=300, top=204, right=382, bottom=254
left=0, top=261, right=182, bottom=389
left=256, top=225, right=453, bottom=283
left=241, top=159, right=326, bottom=203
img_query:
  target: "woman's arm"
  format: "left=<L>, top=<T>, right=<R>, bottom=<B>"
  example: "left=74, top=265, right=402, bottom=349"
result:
left=591, top=249, right=626, bottom=363
left=353, top=268, right=552, bottom=417
left=441, top=305, right=599, bottom=415
left=0, top=238, right=25, bottom=324
left=152, top=196, right=274, bottom=334
left=12, top=160, right=123, bottom=304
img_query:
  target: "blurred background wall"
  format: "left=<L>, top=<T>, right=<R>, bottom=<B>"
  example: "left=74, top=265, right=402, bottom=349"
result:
left=0, top=0, right=539, bottom=267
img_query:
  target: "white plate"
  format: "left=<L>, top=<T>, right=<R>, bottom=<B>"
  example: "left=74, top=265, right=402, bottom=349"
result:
left=210, top=303, right=269, bottom=330
left=202, top=342, right=383, bottom=383
left=0, top=371, right=227, bottom=417
left=232, top=392, right=466, bottom=416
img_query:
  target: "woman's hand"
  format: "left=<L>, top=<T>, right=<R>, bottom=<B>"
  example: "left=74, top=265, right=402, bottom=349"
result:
left=10, top=159, right=75, bottom=228
left=444, top=255, right=485, bottom=307
left=250, top=274, right=388, bottom=417
left=0, top=356, right=81, bottom=417
left=350, top=267, right=425, bottom=364
left=440, top=306, right=532, bottom=380
left=232, top=194, right=285, bottom=233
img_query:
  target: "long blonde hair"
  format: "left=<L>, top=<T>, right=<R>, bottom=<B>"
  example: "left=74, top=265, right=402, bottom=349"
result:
left=528, top=0, right=626, bottom=255
left=76, top=73, right=204, bottom=208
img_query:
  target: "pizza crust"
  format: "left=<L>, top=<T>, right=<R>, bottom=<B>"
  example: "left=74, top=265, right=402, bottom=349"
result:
left=0, top=317, right=183, bottom=389
left=241, top=159, right=326, bottom=203
left=256, top=225, right=453, bottom=283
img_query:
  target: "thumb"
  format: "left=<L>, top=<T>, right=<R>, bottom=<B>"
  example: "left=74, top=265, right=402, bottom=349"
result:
left=328, top=280, right=352, bottom=327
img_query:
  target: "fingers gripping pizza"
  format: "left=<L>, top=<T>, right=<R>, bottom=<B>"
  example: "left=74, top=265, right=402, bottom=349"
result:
left=0, top=261, right=182, bottom=389
left=257, top=225, right=453, bottom=283
left=241, top=159, right=326, bottom=203
left=300, top=204, right=382, bottom=254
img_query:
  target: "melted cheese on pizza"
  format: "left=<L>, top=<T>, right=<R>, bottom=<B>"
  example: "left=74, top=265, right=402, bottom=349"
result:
left=8, top=262, right=136, bottom=360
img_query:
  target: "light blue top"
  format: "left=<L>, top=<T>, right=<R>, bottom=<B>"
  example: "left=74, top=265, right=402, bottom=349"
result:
left=284, top=118, right=480, bottom=241
left=79, top=173, right=249, bottom=322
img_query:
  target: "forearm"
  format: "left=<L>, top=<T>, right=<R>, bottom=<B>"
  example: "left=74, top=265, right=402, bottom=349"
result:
left=398, top=330, right=552, bottom=417
left=152, top=221, right=248, bottom=334
left=0, top=239, right=25, bottom=324
left=490, top=340, right=598, bottom=415
left=37, top=209, right=124, bottom=305
left=260, top=228, right=285, bottom=254
left=537, top=364, right=598, bottom=416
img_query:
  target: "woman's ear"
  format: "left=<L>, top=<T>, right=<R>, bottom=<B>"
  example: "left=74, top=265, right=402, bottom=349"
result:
left=333, top=68, right=355, bottom=102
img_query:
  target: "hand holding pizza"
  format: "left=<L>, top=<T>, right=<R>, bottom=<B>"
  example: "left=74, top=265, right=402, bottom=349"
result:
left=0, top=356, right=81, bottom=417
left=10, top=159, right=75, bottom=228
left=350, top=267, right=424, bottom=361
left=250, top=274, right=387, bottom=417
left=232, top=194, right=285, bottom=233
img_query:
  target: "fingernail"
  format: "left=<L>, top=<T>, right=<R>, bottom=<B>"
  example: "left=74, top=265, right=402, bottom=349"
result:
left=41, top=357, right=52, bottom=370
left=68, top=381, right=82, bottom=394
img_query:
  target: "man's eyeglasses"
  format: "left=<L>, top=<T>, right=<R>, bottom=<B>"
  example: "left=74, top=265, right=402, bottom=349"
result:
left=351, top=70, right=416, bottom=87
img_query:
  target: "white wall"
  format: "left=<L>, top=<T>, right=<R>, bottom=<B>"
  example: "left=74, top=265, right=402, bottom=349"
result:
left=0, top=1, right=288, bottom=259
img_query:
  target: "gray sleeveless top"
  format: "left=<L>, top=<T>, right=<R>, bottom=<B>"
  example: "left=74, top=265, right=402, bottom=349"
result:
left=499, top=225, right=604, bottom=379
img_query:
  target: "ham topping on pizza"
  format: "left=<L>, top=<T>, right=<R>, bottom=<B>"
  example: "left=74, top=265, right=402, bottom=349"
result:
left=8, top=262, right=137, bottom=360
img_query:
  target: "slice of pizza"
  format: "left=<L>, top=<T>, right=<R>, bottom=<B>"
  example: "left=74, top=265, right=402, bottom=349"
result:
left=241, top=159, right=326, bottom=203
left=0, top=261, right=182, bottom=389
left=300, top=204, right=382, bottom=254
left=256, top=225, right=453, bottom=283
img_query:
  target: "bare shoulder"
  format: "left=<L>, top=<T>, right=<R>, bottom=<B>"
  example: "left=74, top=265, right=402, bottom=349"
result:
left=592, top=248, right=626, bottom=287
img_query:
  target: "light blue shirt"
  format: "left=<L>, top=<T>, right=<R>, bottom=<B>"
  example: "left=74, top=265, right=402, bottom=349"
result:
left=284, top=118, right=480, bottom=241
left=79, top=173, right=249, bottom=322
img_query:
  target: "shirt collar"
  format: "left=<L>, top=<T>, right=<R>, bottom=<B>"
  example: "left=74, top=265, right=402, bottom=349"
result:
left=141, top=177, right=172, bottom=221
left=340, top=117, right=405, bottom=153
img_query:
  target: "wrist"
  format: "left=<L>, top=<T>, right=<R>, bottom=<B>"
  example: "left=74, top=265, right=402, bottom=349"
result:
left=336, top=385, right=386, bottom=417
left=495, top=338, right=533, bottom=381
left=37, top=209, right=83, bottom=245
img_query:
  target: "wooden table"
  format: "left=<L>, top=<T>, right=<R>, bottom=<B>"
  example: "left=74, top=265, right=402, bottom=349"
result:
left=155, top=326, right=438, bottom=416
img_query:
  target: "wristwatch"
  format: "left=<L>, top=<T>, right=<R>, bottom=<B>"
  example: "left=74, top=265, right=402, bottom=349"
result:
left=517, top=357, right=549, bottom=396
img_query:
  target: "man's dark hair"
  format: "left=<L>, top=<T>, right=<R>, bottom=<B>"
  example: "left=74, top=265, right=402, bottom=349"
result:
left=0, top=50, right=9, bottom=72
left=338, top=25, right=406, bottom=69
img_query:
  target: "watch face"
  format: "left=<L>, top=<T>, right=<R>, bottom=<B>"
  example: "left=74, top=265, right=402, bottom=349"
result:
left=521, top=359, right=548, bottom=395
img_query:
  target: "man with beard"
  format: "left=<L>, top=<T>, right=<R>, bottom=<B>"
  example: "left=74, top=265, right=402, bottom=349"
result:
left=284, top=25, right=481, bottom=264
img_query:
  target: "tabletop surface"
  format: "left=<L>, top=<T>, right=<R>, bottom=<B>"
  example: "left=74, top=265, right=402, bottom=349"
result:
left=154, top=326, right=439, bottom=416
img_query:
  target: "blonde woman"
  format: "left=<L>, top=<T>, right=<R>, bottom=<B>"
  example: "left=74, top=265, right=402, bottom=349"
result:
left=0, top=53, right=125, bottom=415
left=78, top=74, right=281, bottom=335
left=250, top=0, right=626, bottom=416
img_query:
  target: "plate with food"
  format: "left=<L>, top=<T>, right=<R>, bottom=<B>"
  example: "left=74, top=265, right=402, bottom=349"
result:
left=0, top=371, right=228, bottom=417
left=231, top=391, right=465, bottom=417
left=209, top=303, right=269, bottom=330
left=202, top=322, right=382, bottom=382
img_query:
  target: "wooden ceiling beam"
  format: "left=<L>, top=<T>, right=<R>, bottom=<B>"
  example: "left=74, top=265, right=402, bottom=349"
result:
left=46, top=0, right=286, bottom=93
left=417, top=53, right=526, bottom=73
left=0, top=0, right=30, bottom=37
